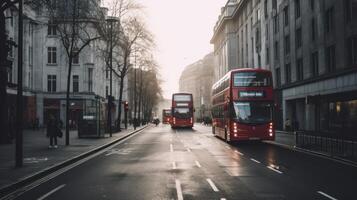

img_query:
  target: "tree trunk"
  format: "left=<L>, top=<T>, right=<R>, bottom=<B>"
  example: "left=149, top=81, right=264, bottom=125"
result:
left=137, top=69, right=142, bottom=124
left=116, top=74, right=125, bottom=131
left=0, top=11, right=10, bottom=144
left=65, top=58, right=73, bottom=146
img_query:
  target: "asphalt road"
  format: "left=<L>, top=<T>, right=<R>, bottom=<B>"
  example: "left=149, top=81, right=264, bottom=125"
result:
left=10, top=124, right=357, bottom=200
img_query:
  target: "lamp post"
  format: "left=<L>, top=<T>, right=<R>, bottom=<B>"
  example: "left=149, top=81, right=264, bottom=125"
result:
left=106, top=16, right=118, bottom=137
left=15, top=0, right=23, bottom=167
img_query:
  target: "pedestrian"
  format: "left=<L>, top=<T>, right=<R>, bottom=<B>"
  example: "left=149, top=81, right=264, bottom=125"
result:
left=285, top=118, right=292, bottom=131
left=133, top=118, right=137, bottom=130
left=47, top=115, right=61, bottom=148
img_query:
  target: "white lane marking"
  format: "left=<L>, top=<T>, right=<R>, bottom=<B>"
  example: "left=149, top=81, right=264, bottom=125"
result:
left=187, top=148, right=191, bottom=152
left=175, top=179, right=184, bottom=200
left=206, top=178, right=219, bottom=192
left=170, top=144, right=173, bottom=152
left=221, top=198, right=227, bottom=200
left=234, top=150, right=244, bottom=156
left=267, top=166, right=283, bottom=174
left=317, top=191, right=338, bottom=200
left=250, top=158, right=261, bottom=164
left=225, top=146, right=231, bottom=149
left=195, top=160, right=202, bottom=168
left=172, top=162, right=177, bottom=169
left=37, top=184, right=66, bottom=200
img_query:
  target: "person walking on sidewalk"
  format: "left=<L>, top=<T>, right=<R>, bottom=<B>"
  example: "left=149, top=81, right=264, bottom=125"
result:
left=47, top=115, right=61, bottom=148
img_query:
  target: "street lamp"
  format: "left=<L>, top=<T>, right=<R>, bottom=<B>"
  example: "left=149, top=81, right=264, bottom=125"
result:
left=15, top=0, right=24, bottom=167
left=105, top=16, right=118, bottom=137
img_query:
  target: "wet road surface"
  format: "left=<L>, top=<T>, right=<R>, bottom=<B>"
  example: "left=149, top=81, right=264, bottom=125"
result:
left=11, top=124, right=357, bottom=200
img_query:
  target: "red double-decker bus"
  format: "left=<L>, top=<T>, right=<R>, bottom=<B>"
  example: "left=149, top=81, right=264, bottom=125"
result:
left=171, top=93, right=194, bottom=128
left=211, top=68, right=275, bottom=142
left=162, top=109, right=172, bottom=124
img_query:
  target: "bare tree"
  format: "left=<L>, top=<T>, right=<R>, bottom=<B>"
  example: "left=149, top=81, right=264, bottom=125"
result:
left=45, top=0, right=102, bottom=145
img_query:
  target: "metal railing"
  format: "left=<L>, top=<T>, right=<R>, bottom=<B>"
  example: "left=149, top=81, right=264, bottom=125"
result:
left=295, top=131, right=357, bottom=161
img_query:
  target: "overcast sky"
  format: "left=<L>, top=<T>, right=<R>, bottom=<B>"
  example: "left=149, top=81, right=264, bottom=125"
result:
left=105, top=0, right=227, bottom=99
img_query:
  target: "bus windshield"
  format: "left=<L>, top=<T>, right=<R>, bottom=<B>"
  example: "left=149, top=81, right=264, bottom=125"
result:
left=232, top=102, right=273, bottom=124
left=233, top=72, right=272, bottom=87
left=173, top=95, right=192, bottom=102
left=173, top=108, right=191, bottom=119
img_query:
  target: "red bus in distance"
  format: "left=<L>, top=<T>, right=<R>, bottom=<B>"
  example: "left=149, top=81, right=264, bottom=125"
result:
left=162, top=109, right=172, bottom=124
left=211, top=68, right=275, bottom=142
left=171, top=93, right=194, bottom=128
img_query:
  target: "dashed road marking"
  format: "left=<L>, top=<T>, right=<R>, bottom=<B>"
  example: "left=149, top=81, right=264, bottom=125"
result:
left=221, top=198, right=227, bottom=200
left=225, top=146, right=231, bottom=150
left=250, top=158, right=261, bottom=164
left=317, top=191, right=338, bottom=200
left=170, top=144, right=173, bottom=152
left=187, top=148, right=191, bottom=152
left=195, top=160, right=202, bottom=168
left=37, top=184, right=66, bottom=200
left=234, top=150, right=244, bottom=156
left=267, top=166, right=283, bottom=174
left=172, top=162, right=177, bottom=170
left=206, top=178, right=219, bottom=192
left=175, top=179, right=184, bottom=200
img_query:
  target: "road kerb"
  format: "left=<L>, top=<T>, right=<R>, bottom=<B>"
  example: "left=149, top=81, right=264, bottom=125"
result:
left=0, top=126, right=148, bottom=198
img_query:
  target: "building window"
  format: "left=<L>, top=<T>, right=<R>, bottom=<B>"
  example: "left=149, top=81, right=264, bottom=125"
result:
left=276, top=67, right=281, bottom=87
left=295, top=0, right=301, bottom=19
left=296, top=58, right=303, bottom=81
left=105, top=86, right=108, bottom=97
left=296, top=27, right=302, bottom=49
left=284, top=6, right=289, bottom=26
left=47, top=47, right=57, bottom=64
left=264, top=0, right=268, bottom=18
left=29, top=46, right=33, bottom=66
left=273, top=15, right=279, bottom=33
left=325, top=45, right=336, bottom=73
left=257, top=8, right=261, bottom=21
left=274, top=41, right=279, bottom=60
left=284, top=35, right=290, bottom=56
left=345, top=0, right=352, bottom=23
left=347, top=37, right=357, bottom=66
left=72, top=51, right=79, bottom=64
left=73, top=75, right=79, bottom=92
left=310, top=0, right=315, bottom=11
left=311, top=51, right=319, bottom=76
left=285, top=63, right=291, bottom=84
left=47, top=75, right=56, bottom=92
left=311, top=18, right=317, bottom=41
left=266, top=47, right=270, bottom=64
left=272, top=0, right=277, bottom=9
left=325, top=7, right=334, bottom=33
left=47, top=23, right=57, bottom=36
left=88, top=68, right=93, bottom=92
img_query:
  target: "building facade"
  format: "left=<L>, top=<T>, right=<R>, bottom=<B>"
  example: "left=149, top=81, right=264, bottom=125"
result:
left=212, top=0, right=357, bottom=136
left=4, top=2, right=127, bottom=128
left=179, top=53, right=215, bottom=121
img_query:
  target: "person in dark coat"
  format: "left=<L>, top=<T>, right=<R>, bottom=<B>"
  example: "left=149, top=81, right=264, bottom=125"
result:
left=47, top=115, right=59, bottom=148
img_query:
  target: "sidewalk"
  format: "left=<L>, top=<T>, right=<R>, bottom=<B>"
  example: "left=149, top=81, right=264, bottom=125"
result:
left=0, top=125, right=141, bottom=191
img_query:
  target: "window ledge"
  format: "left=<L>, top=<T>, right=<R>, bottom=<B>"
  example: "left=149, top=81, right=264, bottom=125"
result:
left=47, top=63, right=58, bottom=66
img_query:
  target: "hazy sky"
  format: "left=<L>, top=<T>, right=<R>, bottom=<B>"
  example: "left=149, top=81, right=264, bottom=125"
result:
left=137, top=0, right=227, bottom=99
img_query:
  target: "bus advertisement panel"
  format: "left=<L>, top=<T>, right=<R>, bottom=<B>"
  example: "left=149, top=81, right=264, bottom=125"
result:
left=171, top=93, right=194, bottom=128
left=211, top=68, right=275, bottom=142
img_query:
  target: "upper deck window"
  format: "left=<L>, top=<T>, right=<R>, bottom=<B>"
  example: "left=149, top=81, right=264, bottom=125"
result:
left=173, top=94, right=192, bottom=102
left=233, top=72, right=272, bottom=87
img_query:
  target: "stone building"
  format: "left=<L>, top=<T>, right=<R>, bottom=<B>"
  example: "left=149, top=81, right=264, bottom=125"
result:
left=4, top=1, right=127, bottom=127
left=212, top=0, right=357, bottom=135
left=179, top=53, right=215, bottom=121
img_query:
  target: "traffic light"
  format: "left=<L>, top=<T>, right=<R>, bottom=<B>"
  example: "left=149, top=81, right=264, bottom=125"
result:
left=124, top=101, right=129, bottom=111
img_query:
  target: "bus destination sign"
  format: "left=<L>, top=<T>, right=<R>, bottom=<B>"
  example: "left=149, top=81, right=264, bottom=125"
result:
left=239, top=91, right=265, bottom=98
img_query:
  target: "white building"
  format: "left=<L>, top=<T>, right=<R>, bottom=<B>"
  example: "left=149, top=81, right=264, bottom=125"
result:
left=5, top=2, right=128, bottom=127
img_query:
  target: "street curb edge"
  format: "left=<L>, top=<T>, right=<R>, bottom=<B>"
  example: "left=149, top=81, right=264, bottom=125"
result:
left=0, top=125, right=148, bottom=198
